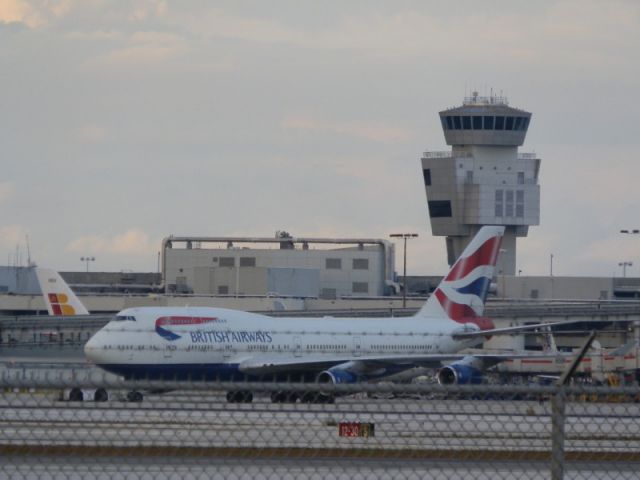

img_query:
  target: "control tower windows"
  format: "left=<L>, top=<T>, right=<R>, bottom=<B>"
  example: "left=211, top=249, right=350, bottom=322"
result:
left=514, top=117, right=523, bottom=130
left=495, top=190, right=504, bottom=217
left=517, top=172, right=525, bottom=184
left=440, top=114, right=530, bottom=132
left=505, top=190, right=514, bottom=217
left=445, top=116, right=454, bottom=129
left=466, top=171, right=473, bottom=183
left=423, top=169, right=432, bottom=186
left=505, top=117, right=514, bottom=131
left=516, top=190, right=525, bottom=218
left=428, top=200, right=452, bottom=218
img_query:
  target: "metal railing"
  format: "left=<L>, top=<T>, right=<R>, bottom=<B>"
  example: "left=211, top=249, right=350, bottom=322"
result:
left=1, top=374, right=639, bottom=479
left=422, top=151, right=538, bottom=160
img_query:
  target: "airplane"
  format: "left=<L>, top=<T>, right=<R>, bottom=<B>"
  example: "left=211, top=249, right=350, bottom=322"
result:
left=82, top=226, right=584, bottom=403
left=35, top=268, right=90, bottom=316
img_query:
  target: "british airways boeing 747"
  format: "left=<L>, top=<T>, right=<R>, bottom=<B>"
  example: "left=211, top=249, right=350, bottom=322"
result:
left=71, top=226, right=577, bottom=403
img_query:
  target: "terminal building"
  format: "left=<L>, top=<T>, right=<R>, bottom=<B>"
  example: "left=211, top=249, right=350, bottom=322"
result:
left=421, top=92, right=540, bottom=275
left=162, top=232, right=396, bottom=299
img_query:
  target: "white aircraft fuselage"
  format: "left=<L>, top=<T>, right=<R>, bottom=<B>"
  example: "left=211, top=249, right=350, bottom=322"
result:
left=84, top=306, right=482, bottom=382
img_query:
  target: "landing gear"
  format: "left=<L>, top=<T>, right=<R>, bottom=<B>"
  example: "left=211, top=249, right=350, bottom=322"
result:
left=127, top=391, right=144, bottom=402
left=69, top=388, right=83, bottom=402
left=226, top=391, right=253, bottom=403
left=300, top=392, right=334, bottom=404
left=94, top=388, right=109, bottom=402
left=271, top=391, right=334, bottom=404
left=270, top=391, right=300, bottom=403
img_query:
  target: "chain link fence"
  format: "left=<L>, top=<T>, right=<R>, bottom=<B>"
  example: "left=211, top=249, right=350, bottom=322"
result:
left=1, top=373, right=640, bottom=479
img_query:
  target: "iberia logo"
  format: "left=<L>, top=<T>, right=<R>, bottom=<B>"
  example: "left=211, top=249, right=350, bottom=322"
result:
left=155, top=316, right=218, bottom=341
left=48, top=293, right=77, bottom=315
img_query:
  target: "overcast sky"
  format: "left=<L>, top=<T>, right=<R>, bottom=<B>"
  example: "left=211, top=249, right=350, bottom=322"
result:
left=1, top=1, right=639, bottom=277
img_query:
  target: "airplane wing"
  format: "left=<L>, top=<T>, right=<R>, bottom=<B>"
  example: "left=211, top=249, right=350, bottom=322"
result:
left=239, top=354, right=462, bottom=375
left=452, top=319, right=587, bottom=340
left=237, top=350, right=567, bottom=376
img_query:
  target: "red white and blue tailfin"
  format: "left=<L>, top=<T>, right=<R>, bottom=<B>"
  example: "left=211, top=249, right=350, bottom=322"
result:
left=416, top=226, right=504, bottom=321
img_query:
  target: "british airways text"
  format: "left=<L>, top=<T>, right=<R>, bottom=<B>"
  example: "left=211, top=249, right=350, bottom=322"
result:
left=190, top=330, right=273, bottom=344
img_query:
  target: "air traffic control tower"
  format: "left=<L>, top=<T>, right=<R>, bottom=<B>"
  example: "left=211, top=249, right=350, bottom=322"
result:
left=421, top=92, right=540, bottom=275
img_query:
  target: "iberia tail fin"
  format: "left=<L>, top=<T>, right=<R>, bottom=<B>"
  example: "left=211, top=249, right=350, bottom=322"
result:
left=35, top=268, right=90, bottom=316
left=416, top=226, right=504, bottom=321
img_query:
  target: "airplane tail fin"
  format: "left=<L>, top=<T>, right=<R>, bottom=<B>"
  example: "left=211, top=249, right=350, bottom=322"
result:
left=416, top=226, right=505, bottom=321
left=541, top=325, right=558, bottom=353
left=35, top=268, right=90, bottom=315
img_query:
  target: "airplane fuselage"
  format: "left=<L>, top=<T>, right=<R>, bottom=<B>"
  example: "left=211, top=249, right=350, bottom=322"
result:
left=85, top=306, right=480, bottom=381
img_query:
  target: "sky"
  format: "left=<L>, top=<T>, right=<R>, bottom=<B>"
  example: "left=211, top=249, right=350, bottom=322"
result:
left=1, top=0, right=640, bottom=277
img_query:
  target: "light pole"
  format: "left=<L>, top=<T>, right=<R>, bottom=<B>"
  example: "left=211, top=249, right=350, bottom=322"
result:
left=619, top=261, right=633, bottom=277
left=499, top=248, right=507, bottom=299
left=390, top=233, right=418, bottom=309
left=619, top=230, right=639, bottom=278
left=81, top=256, right=95, bottom=272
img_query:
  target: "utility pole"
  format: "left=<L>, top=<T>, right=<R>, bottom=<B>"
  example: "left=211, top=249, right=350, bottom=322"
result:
left=390, top=233, right=418, bottom=309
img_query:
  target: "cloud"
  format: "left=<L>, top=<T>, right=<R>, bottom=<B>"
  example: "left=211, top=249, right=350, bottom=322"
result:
left=128, top=0, right=168, bottom=22
left=282, top=114, right=414, bottom=143
left=0, top=182, right=13, bottom=204
left=0, top=0, right=42, bottom=27
left=0, top=225, right=28, bottom=252
left=71, top=123, right=108, bottom=143
left=0, top=0, right=73, bottom=28
left=66, top=228, right=158, bottom=256
left=82, top=31, right=187, bottom=70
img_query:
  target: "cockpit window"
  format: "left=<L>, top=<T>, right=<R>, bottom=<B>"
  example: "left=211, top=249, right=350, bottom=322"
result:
left=114, top=315, right=136, bottom=322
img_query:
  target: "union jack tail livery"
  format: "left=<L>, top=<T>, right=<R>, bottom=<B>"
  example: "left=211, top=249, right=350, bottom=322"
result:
left=416, top=226, right=504, bottom=322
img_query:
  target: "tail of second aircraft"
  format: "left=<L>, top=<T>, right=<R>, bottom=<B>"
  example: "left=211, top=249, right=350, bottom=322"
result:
left=416, top=226, right=504, bottom=322
left=35, top=268, right=90, bottom=316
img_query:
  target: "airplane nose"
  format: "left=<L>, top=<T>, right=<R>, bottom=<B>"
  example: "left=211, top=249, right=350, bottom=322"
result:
left=84, top=333, right=100, bottom=363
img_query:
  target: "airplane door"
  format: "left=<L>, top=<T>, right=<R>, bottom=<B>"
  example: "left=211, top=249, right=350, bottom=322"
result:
left=353, top=336, right=362, bottom=357
left=293, top=336, right=302, bottom=357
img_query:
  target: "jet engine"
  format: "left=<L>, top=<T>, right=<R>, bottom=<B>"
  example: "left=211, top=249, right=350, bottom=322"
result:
left=317, top=364, right=359, bottom=384
left=437, top=356, right=484, bottom=385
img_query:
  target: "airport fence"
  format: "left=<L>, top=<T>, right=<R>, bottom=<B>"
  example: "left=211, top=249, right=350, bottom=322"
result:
left=1, top=374, right=640, bottom=480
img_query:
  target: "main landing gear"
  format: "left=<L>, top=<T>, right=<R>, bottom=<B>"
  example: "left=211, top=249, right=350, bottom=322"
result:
left=226, top=391, right=254, bottom=403
left=270, top=391, right=335, bottom=404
